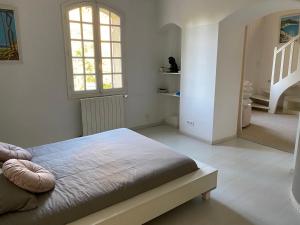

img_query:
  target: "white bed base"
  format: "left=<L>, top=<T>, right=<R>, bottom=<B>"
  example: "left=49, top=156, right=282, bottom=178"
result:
left=68, top=162, right=218, bottom=225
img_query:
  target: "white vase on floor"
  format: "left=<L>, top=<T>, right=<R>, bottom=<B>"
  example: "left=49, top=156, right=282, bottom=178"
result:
left=242, top=81, right=254, bottom=128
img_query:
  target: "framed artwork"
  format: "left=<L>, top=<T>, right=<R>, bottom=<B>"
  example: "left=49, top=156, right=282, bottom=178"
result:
left=280, top=15, right=300, bottom=43
left=0, top=6, right=20, bottom=61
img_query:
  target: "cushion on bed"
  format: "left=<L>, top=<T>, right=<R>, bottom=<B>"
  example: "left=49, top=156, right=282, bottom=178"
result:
left=2, top=159, right=55, bottom=193
left=0, top=174, right=38, bottom=215
left=0, top=142, right=32, bottom=162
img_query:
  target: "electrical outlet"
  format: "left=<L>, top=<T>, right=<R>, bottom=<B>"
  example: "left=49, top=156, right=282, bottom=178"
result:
left=186, top=121, right=195, bottom=126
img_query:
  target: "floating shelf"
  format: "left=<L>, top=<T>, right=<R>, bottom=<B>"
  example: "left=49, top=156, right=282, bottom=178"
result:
left=158, top=92, right=180, bottom=98
left=161, top=72, right=181, bottom=76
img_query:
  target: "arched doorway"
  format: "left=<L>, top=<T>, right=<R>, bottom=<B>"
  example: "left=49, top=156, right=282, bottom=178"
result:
left=217, top=0, right=300, bottom=211
left=212, top=0, right=300, bottom=143
left=238, top=10, right=300, bottom=153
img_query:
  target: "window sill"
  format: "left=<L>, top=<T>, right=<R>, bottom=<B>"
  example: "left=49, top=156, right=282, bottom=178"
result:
left=67, top=90, right=127, bottom=100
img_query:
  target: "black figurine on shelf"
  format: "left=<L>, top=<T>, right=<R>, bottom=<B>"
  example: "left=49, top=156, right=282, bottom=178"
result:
left=168, top=57, right=179, bottom=73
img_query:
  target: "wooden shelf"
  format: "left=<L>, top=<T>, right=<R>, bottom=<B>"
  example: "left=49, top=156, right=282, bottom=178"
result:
left=158, top=92, right=180, bottom=98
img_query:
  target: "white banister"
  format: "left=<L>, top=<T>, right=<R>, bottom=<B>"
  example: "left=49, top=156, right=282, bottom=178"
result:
left=280, top=48, right=285, bottom=81
left=276, top=35, right=300, bottom=54
left=269, top=35, right=300, bottom=113
left=271, top=47, right=278, bottom=86
left=288, top=42, right=295, bottom=75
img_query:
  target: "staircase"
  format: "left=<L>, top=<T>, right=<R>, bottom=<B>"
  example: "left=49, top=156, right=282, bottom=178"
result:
left=269, top=35, right=300, bottom=113
left=251, top=94, right=270, bottom=111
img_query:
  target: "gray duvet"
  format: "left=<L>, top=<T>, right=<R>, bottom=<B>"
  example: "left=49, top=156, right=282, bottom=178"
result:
left=0, top=128, right=198, bottom=225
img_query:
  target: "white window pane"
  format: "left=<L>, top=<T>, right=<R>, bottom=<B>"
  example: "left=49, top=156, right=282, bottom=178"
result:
left=86, top=75, right=97, bottom=90
left=112, top=59, right=122, bottom=73
left=68, top=7, right=124, bottom=94
left=70, top=22, right=81, bottom=39
left=83, top=41, right=94, bottom=57
left=102, top=59, right=112, bottom=73
left=71, top=41, right=83, bottom=57
left=111, top=26, right=121, bottom=42
left=100, top=25, right=110, bottom=41
left=103, top=75, right=112, bottom=89
left=81, top=6, right=93, bottom=23
left=82, top=24, right=94, bottom=40
left=113, top=74, right=122, bottom=88
left=85, top=58, right=95, bottom=74
left=100, top=8, right=110, bottom=24
left=74, top=76, right=85, bottom=91
left=72, top=58, right=84, bottom=74
left=111, top=12, right=120, bottom=25
left=101, top=42, right=111, bottom=57
left=69, top=8, right=80, bottom=21
left=112, top=43, right=121, bottom=57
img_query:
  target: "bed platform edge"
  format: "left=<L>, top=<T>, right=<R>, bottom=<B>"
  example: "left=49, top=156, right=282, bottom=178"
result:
left=68, top=162, right=218, bottom=225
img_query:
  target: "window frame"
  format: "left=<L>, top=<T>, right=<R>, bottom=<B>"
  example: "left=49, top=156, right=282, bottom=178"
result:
left=62, top=0, right=127, bottom=99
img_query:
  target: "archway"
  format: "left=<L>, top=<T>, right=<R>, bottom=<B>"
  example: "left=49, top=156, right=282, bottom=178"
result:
left=213, top=0, right=300, bottom=142
left=215, top=0, right=300, bottom=210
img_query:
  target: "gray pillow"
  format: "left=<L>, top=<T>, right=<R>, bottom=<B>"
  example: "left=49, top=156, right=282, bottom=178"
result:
left=0, top=174, right=38, bottom=215
left=0, top=142, right=32, bottom=162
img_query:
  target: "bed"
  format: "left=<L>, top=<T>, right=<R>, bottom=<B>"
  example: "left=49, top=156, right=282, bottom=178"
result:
left=0, top=128, right=218, bottom=225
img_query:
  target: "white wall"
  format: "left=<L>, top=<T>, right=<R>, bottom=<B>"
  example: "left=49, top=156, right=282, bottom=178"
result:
left=292, top=114, right=300, bottom=209
left=158, top=0, right=261, bottom=28
left=159, top=24, right=181, bottom=67
left=180, top=24, right=218, bottom=142
left=0, top=0, right=161, bottom=147
left=158, top=0, right=300, bottom=143
left=243, top=19, right=264, bottom=94
left=158, top=0, right=262, bottom=143
left=3, top=0, right=300, bottom=147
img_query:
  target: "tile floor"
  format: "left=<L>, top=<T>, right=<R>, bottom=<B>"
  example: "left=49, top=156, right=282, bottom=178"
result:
left=137, top=125, right=300, bottom=225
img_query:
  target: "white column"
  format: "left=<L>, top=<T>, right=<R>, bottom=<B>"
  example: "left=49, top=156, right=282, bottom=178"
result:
left=294, top=113, right=300, bottom=168
left=292, top=113, right=300, bottom=210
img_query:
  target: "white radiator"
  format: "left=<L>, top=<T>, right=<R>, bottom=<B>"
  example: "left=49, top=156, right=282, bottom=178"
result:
left=80, top=95, right=125, bottom=136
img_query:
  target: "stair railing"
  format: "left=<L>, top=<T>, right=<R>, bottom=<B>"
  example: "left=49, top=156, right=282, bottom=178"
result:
left=271, top=35, right=300, bottom=86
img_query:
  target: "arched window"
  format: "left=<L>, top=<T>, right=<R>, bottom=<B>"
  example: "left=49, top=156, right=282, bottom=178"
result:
left=63, top=2, right=124, bottom=97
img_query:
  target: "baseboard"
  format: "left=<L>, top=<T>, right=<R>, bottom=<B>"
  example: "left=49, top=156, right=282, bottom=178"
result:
left=131, top=123, right=236, bottom=146
left=212, top=135, right=237, bottom=145
left=179, top=131, right=212, bottom=145
left=130, top=121, right=164, bottom=131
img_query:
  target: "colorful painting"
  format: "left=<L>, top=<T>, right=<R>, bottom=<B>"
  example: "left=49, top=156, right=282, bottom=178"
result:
left=280, top=15, right=300, bottom=43
left=0, top=7, right=19, bottom=61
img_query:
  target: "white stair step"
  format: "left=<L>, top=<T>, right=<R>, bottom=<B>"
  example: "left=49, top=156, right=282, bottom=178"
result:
left=251, top=94, right=270, bottom=102
left=252, top=103, right=269, bottom=110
